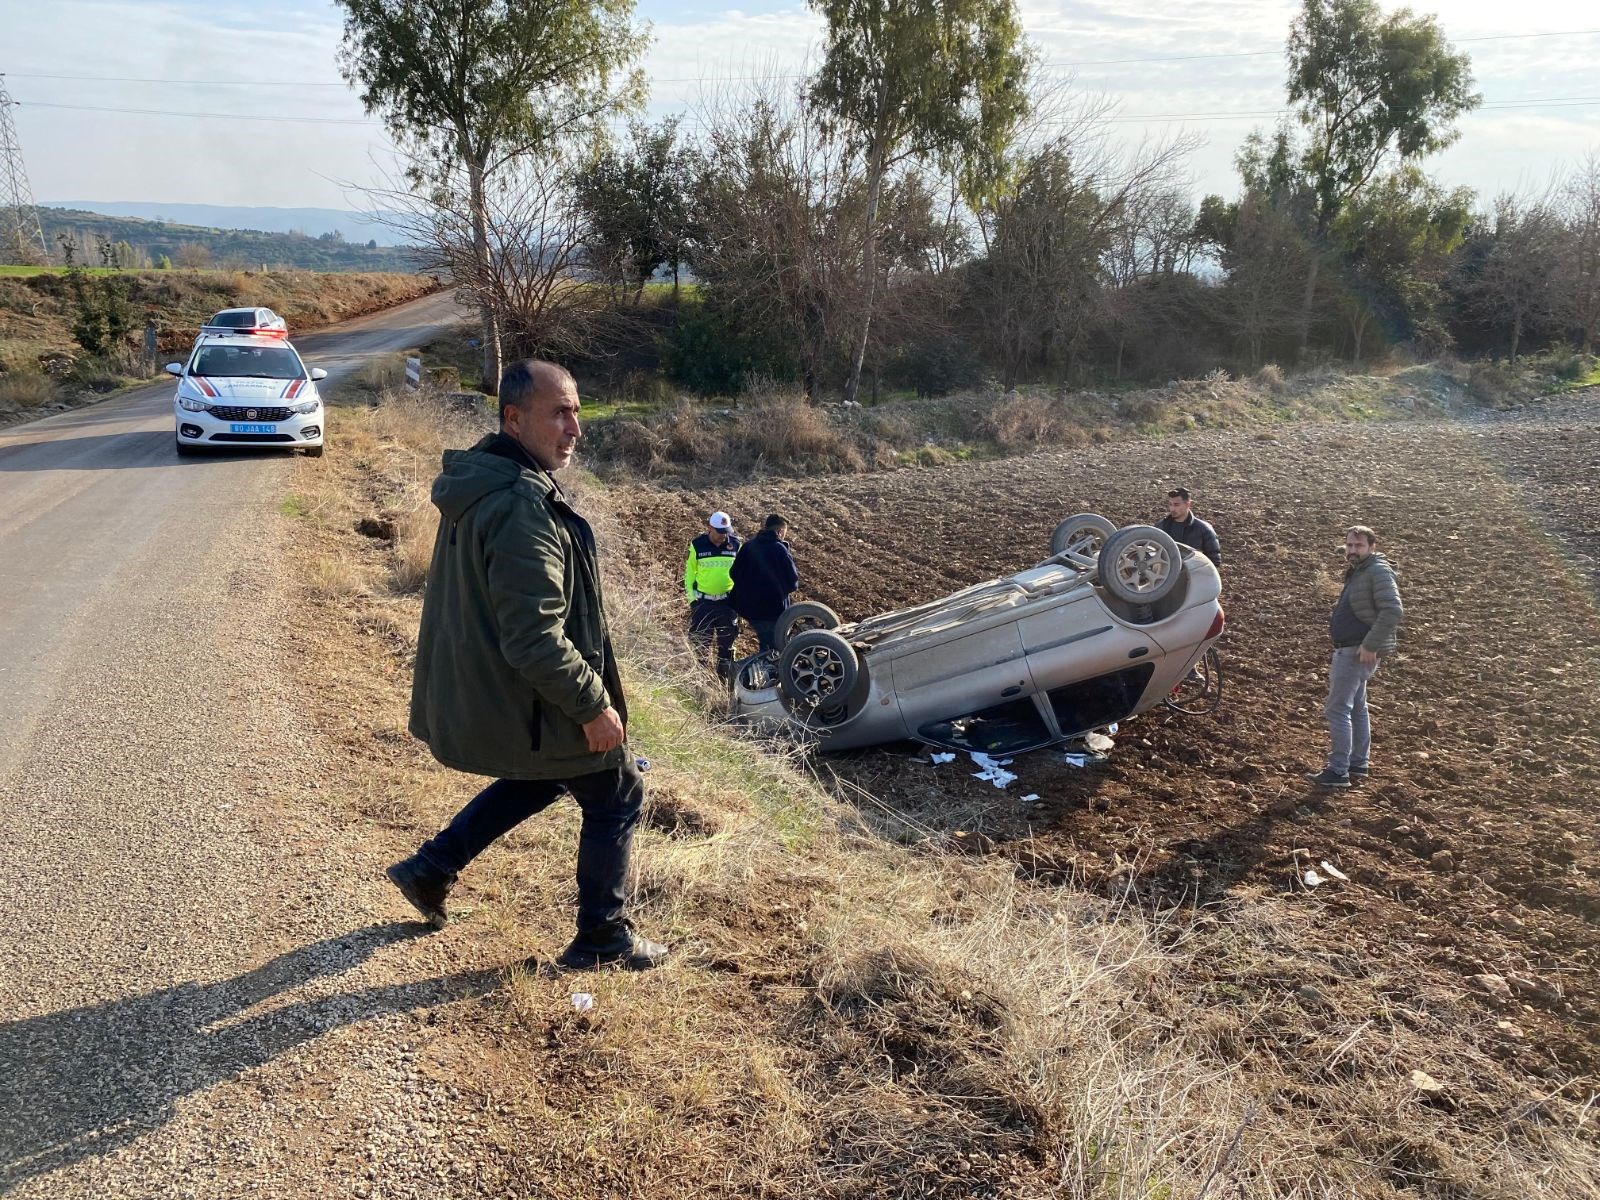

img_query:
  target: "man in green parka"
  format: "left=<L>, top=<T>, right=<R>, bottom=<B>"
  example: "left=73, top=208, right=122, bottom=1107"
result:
left=386, top=359, right=667, bottom=970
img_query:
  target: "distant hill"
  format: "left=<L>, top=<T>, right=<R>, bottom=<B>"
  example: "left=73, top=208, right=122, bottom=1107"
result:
left=37, top=207, right=420, bottom=273
left=41, top=202, right=407, bottom=247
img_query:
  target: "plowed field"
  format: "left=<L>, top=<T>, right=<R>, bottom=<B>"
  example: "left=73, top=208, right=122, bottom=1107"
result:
left=612, top=395, right=1600, bottom=1082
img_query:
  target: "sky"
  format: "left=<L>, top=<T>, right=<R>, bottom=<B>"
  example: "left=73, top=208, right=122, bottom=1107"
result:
left=3, top=0, right=1597, bottom=215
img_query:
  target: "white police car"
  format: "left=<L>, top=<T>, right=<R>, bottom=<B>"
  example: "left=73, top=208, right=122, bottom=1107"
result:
left=199, top=307, right=288, bottom=338
left=168, top=333, right=327, bottom=457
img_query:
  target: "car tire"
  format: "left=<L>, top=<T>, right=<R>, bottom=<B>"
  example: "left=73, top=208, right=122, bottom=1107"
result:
left=774, top=601, right=842, bottom=650
left=1099, top=525, right=1183, bottom=605
left=1051, top=513, right=1117, bottom=558
left=304, top=445, right=325, bottom=458
left=777, top=629, right=859, bottom=710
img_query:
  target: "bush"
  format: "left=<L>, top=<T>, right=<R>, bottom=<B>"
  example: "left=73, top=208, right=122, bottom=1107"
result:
left=1252, top=363, right=1287, bottom=392
left=660, top=298, right=799, bottom=396
left=884, top=335, right=986, bottom=398
left=0, top=370, right=57, bottom=410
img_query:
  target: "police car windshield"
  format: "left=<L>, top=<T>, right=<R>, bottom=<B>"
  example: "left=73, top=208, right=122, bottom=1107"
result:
left=192, top=344, right=303, bottom=380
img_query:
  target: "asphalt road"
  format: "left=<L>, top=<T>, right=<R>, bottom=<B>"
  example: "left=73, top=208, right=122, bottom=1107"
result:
left=0, top=289, right=478, bottom=1196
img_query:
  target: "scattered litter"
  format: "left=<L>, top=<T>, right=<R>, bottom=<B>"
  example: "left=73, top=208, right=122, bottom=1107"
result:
left=1320, top=860, right=1350, bottom=882
left=1303, top=869, right=1325, bottom=888
left=929, top=752, right=956, bottom=765
left=570, top=993, right=595, bottom=1012
left=1104, top=723, right=1119, bottom=735
left=1085, top=731, right=1115, bottom=753
left=1062, top=753, right=1090, bottom=768
left=634, top=756, right=652, bottom=773
left=1020, top=793, right=1040, bottom=804
left=969, top=752, right=1017, bottom=789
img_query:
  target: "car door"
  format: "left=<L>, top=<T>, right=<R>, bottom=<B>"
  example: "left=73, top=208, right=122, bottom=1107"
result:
left=889, top=623, right=1055, bottom=754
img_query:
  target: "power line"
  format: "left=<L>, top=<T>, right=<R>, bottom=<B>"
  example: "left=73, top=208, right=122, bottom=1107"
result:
left=16, top=100, right=381, bottom=126
left=0, top=78, right=50, bottom=263
left=8, top=27, right=1599, bottom=89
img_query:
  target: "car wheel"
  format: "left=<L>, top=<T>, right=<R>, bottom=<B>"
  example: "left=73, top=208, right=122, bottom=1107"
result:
left=774, top=601, right=842, bottom=650
left=778, top=629, right=859, bottom=710
left=1051, top=513, right=1117, bottom=558
left=304, top=444, right=325, bottom=458
left=1099, top=525, right=1183, bottom=604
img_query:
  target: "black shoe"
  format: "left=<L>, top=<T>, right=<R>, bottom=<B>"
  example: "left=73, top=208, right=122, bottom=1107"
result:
left=1304, top=768, right=1352, bottom=789
left=386, top=854, right=454, bottom=930
left=1348, top=763, right=1370, bottom=779
left=558, top=919, right=669, bottom=971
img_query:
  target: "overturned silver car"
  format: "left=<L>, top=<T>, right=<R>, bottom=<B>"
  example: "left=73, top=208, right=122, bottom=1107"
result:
left=730, top=515, right=1223, bottom=755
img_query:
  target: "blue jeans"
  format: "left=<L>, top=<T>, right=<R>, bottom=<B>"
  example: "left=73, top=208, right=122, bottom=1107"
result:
left=1325, top=646, right=1379, bottom=774
left=749, top=619, right=778, bottom=654
left=417, top=761, right=644, bottom=932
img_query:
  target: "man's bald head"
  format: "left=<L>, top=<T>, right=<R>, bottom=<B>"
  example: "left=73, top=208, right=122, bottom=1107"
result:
left=499, top=359, right=575, bottom=423
left=498, top=359, right=582, bottom=471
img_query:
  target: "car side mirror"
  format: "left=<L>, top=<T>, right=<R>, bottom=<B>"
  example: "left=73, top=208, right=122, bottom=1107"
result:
left=310, top=368, right=328, bottom=381
left=165, top=363, right=183, bottom=376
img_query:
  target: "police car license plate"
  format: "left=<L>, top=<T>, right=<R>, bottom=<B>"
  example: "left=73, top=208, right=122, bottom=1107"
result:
left=230, top=423, right=276, bottom=434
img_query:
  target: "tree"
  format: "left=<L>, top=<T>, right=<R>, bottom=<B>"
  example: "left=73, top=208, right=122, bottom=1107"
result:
left=1285, top=0, right=1478, bottom=356
left=1557, top=151, right=1600, bottom=354
left=1329, top=166, right=1471, bottom=358
left=572, top=119, right=691, bottom=304
left=1458, top=193, right=1563, bottom=363
left=810, top=0, right=1031, bottom=402
left=336, top=0, right=647, bottom=394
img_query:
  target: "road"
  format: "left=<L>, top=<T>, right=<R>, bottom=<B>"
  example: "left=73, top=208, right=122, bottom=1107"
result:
left=0, top=289, right=489, bottom=1196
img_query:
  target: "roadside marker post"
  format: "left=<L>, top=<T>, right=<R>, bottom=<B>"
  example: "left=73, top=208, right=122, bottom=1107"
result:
left=404, top=356, right=421, bottom=390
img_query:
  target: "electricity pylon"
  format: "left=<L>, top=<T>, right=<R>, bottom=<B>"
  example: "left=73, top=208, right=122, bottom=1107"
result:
left=0, top=75, right=49, bottom=265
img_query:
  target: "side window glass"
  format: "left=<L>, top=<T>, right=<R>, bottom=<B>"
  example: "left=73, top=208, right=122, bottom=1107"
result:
left=1047, top=664, right=1154, bottom=738
left=919, top=697, right=1053, bottom=755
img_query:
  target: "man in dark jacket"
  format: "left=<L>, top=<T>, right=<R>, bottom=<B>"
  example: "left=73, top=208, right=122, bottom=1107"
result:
left=730, top=514, right=801, bottom=654
left=387, top=359, right=667, bottom=971
left=1307, top=524, right=1403, bottom=789
left=1156, top=487, right=1221, bottom=567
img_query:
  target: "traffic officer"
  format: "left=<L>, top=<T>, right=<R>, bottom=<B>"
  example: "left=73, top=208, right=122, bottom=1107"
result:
left=685, top=511, right=741, bottom=679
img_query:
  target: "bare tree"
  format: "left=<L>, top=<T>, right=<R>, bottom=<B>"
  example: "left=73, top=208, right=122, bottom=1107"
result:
left=1557, top=151, right=1600, bottom=355
left=1463, top=192, right=1563, bottom=363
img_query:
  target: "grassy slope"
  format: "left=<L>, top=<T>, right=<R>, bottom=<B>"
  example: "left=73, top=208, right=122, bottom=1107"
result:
left=273, top=386, right=1596, bottom=1198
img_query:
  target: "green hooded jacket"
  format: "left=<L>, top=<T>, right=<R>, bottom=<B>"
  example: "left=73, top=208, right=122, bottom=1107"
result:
left=408, top=433, right=628, bottom=780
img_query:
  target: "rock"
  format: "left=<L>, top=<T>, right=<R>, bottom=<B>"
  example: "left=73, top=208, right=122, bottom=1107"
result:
left=1295, top=984, right=1331, bottom=1008
left=1429, top=849, right=1455, bottom=873
left=356, top=516, right=397, bottom=541
left=1468, top=973, right=1512, bottom=1002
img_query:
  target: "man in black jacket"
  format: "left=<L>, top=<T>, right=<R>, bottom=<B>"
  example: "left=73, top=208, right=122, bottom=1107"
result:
left=1156, top=487, right=1221, bottom=567
left=730, top=514, right=800, bottom=654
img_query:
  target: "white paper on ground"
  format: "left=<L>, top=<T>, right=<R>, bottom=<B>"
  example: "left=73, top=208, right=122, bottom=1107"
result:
left=1020, top=793, right=1040, bottom=803
left=1320, top=861, right=1350, bottom=882
left=930, top=752, right=956, bottom=765
left=571, top=993, right=595, bottom=1012
left=1303, top=870, right=1325, bottom=888
left=969, top=752, right=1017, bottom=789
left=1062, top=753, right=1089, bottom=768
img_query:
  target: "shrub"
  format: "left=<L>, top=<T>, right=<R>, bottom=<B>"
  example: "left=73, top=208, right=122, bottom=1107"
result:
left=660, top=298, right=798, bottom=396
left=884, top=335, right=986, bottom=398
left=0, top=370, right=56, bottom=410
left=1252, top=363, right=1287, bottom=392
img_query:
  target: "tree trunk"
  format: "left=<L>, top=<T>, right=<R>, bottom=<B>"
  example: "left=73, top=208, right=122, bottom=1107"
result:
left=1510, top=312, right=1522, bottom=364
left=1296, top=251, right=1321, bottom=362
left=467, top=157, right=503, bottom=396
left=843, top=143, right=887, bottom=407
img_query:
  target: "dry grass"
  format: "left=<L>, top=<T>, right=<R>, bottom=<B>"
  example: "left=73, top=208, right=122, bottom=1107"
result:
left=276, top=384, right=1600, bottom=1199
left=0, top=370, right=56, bottom=411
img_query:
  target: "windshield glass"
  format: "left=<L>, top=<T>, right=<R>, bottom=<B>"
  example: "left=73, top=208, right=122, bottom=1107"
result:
left=207, top=311, right=259, bottom=327
left=191, top=344, right=304, bottom=380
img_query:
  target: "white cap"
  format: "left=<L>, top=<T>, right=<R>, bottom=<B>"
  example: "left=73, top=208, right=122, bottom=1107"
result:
left=708, top=511, right=732, bottom=531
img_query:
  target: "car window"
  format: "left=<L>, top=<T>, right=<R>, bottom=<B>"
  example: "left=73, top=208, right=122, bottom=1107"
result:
left=1047, top=664, right=1154, bottom=738
left=918, top=697, right=1055, bottom=755
left=208, top=312, right=257, bottom=327
left=191, top=345, right=304, bottom=379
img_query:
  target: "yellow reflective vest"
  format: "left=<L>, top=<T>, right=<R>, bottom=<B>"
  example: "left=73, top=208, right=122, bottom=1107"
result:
left=684, top=532, right=740, bottom=602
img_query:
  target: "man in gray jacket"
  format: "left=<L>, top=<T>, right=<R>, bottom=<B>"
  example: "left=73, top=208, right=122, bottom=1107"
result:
left=1308, top=525, right=1403, bottom=788
left=386, top=359, right=667, bottom=970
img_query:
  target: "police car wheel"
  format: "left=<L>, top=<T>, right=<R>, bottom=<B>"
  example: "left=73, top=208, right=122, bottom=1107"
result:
left=778, top=630, right=859, bottom=710
left=774, top=602, right=842, bottom=651
left=1051, top=513, right=1116, bottom=558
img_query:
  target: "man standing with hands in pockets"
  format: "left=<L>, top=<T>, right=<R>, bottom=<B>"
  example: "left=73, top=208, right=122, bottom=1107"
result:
left=1308, top=524, right=1403, bottom=789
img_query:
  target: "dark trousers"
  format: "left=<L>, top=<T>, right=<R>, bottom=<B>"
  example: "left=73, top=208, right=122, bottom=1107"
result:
left=749, top=618, right=778, bottom=654
left=689, top=597, right=738, bottom=675
left=416, top=761, right=644, bottom=933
